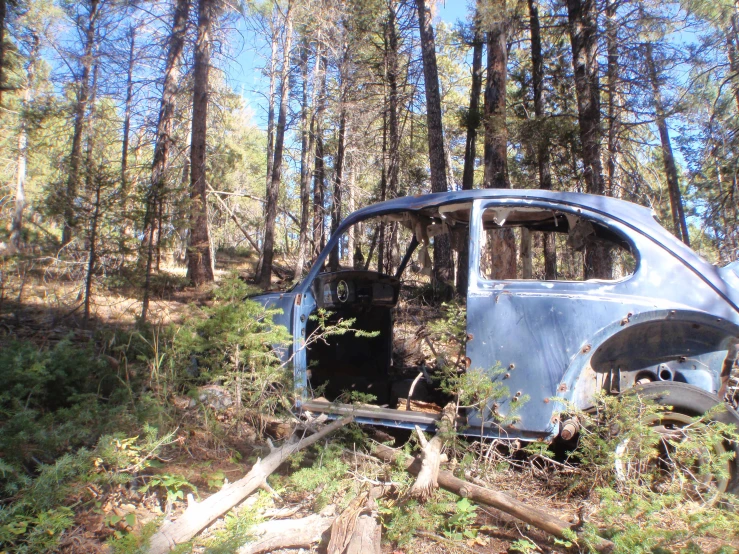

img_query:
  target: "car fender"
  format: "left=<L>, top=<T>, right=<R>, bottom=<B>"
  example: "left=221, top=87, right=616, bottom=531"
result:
left=559, top=309, right=739, bottom=412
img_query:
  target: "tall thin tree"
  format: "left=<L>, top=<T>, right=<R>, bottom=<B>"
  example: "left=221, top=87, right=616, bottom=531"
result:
left=415, top=0, right=453, bottom=288
left=141, top=0, right=189, bottom=321
left=259, top=2, right=293, bottom=287
left=528, top=0, right=556, bottom=279
left=187, top=0, right=216, bottom=285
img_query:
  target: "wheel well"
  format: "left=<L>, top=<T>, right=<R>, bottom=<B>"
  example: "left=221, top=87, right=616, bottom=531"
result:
left=590, top=318, right=738, bottom=395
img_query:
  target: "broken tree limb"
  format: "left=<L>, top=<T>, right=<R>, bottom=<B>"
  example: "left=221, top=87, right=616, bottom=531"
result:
left=372, top=443, right=613, bottom=553
left=237, top=514, right=335, bottom=554
left=408, top=403, right=456, bottom=500
left=147, top=416, right=353, bottom=554
left=207, top=184, right=261, bottom=254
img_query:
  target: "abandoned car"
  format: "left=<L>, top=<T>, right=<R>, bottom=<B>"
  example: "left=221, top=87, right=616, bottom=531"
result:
left=251, top=189, right=739, bottom=490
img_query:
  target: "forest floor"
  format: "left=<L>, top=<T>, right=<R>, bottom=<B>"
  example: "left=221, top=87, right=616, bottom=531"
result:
left=1, top=251, right=739, bottom=554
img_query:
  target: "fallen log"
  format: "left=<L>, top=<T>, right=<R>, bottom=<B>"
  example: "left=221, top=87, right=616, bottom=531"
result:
left=147, top=416, right=353, bottom=554
left=237, top=514, right=335, bottom=554
left=372, top=443, right=613, bottom=553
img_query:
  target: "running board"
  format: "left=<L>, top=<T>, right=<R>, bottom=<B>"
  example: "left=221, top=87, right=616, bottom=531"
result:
left=301, top=400, right=443, bottom=426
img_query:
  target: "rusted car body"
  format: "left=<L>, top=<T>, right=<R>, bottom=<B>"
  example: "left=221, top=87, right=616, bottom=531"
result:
left=251, top=190, right=739, bottom=444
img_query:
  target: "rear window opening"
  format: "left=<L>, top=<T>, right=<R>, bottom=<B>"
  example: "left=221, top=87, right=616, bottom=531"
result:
left=479, top=208, right=636, bottom=281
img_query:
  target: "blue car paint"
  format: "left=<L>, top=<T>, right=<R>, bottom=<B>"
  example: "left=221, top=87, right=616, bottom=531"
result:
left=250, top=190, right=739, bottom=440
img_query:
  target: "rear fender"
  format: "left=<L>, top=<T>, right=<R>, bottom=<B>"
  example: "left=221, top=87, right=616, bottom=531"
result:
left=561, top=310, right=739, bottom=411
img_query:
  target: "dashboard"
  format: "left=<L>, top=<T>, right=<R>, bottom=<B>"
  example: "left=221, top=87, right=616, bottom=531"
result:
left=314, top=270, right=400, bottom=309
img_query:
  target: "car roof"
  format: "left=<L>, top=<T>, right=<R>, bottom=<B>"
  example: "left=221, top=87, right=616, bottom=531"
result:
left=347, top=189, right=656, bottom=226
left=338, top=189, right=739, bottom=313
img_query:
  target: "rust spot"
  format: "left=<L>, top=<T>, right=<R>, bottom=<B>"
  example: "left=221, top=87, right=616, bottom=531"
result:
left=466, top=333, right=474, bottom=342
left=620, top=317, right=629, bottom=326
left=464, top=357, right=472, bottom=368
left=581, top=344, right=592, bottom=354
left=515, top=391, right=522, bottom=397
left=693, top=323, right=700, bottom=329
left=295, top=295, right=302, bottom=306
left=511, top=396, right=518, bottom=402
left=504, top=373, right=510, bottom=379
left=509, top=363, right=516, bottom=370
left=544, top=398, right=550, bottom=404
left=551, top=415, right=560, bottom=423
left=558, top=383, right=568, bottom=392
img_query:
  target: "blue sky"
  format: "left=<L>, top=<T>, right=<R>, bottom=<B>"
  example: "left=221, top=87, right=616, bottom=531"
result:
left=227, top=0, right=473, bottom=126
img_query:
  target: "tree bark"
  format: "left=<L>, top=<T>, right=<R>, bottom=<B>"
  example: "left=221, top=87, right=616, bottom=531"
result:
left=141, top=0, right=189, bottom=321
left=62, top=0, right=99, bottom=246
left=0, top=0, right=6, bottom=108
left=295, top=41, right=319, bottom=278
left=566, top=0, right=604, bottom=196
left=415, top=0, right=453, bottom=289
left=645, top=41, right=690, bottom=246
left=187, top=0, right=216, bottom=286
left=313, top=54, right=328, bottom=260
left=238, top=515, right=335, bottom=554
left=482, top=0, right=517, bottom=281
left=147, top=417, right=353, bottom=554
left=457, top=4, right=484, bottom=296
left=566, top=0, right=610, bottom=279
left=329, top=107, right=347, bottom=270
left=259, top=3, right=293, bottom=287
left=120, top=25, right=136, bottom=208
left=483, top=0, right=508, bottom=190
left=604, top=0, right=621, bottom=197
left=264, top=7, right=279, bottom=216
left=10, top=32, right=38, bottom=251
left=528, top=0, right=556, bottom=279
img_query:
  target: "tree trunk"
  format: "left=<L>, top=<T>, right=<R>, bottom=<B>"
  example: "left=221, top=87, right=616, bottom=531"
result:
left=528, top=0, right=556, bottom=279
left=483, top=0, right=508, bottom=190
left=415, top=0, right=453, bottom=289
left=141, top=0, right=189, bottom=321
left=604, top=0, right=621, bottom=197
left=120, top=25, right=136, bottom=207
left=0, top=0, right=6, bottom=108
left=264, top=7, right=279, bottom=215
left=386, top=2, right=401, bottom=271
left=482, top=0, right=516, bottom=281
left=187, top=0, right=216, bottom=286
left=566, top=0, right=610, bottom=279
left=313, top=54, right=328, bottom=260
left=645, top=41, right=690, bottom=246
left=566, top=0, right=604, bottom=196
left=329, top=107, right=347, bottom=271
left=62, top=0, right=99, bottom=246
left=10, top=33, right=38, bottom=251
left=295, top=41, right=319, bottom=278
left=457, top=7, right=484, bottom=296
left=259, top=4, right=293, bottom=287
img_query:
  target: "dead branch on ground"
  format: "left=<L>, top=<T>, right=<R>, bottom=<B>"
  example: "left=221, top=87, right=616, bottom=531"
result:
left=372, top=443, right=614, bottom=553
left=147, top=416, right=353, bottom=554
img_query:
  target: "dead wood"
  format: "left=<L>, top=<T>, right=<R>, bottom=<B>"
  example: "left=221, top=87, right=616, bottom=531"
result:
left=372, top=443, right=614, bottom=553
left=147, top=416, right=353, bottom=554
left=345, top=514, right=381, bottom=554
left=237, top=513, right=335, bottom=554
left=327, top=491, right=368, bottom=554
left=408, top=402, right=455, bottom=500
